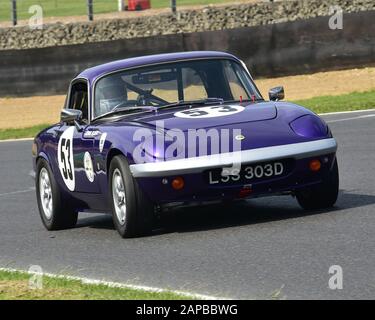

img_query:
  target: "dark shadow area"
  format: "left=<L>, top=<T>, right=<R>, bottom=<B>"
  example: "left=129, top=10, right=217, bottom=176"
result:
left=76, top=214, right=114, bottom=230
left=76, top=190, right=375, bottom=236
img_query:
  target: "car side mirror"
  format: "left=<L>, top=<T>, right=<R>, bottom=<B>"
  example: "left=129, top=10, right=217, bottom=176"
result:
left=60, top=109, right=84, bottom=131
left=269, top=86, right=285, bottom=101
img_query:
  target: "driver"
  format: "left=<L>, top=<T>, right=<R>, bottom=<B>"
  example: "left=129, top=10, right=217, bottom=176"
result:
left=95, top=78, right=127, bottom=116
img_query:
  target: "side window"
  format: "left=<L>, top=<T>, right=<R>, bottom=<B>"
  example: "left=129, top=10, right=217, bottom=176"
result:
left=69, top=81, right=89, bottom=122
left=223, top=61, right=250, bottom=100
left=182, top=67, right=208, bottom=101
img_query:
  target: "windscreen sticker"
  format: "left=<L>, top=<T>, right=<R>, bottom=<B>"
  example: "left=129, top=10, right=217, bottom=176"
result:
left=99, top=132, right=107, bottom=153
left=57, top=126, right=75, bottom=191
left=174, top=105, right=244, bottom=119
left=84, top=152, right=95, bottom=183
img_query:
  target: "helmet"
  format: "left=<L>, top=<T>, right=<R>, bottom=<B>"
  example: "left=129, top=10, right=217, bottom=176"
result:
left=95, top=77, right=128, bottom=116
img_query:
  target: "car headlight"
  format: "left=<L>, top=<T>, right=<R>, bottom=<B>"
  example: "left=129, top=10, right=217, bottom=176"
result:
left=290, top=115, right=329, bottom=138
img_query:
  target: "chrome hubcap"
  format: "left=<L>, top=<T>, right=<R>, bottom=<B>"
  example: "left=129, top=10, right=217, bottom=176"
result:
left=39, top=167, right=53, bottom=219
left=112, top=169, right=126, bottom=225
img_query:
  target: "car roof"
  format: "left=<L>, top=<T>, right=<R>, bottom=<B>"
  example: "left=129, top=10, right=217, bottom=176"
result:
left=75, top=51, right=240, bottom=84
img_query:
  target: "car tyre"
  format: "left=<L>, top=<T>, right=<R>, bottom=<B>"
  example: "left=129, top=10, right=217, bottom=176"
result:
left=296, top=158, right=339, bottom=210
left=109, top=155, right=154, bottom=238
left=36, top=158, right=78, bottom=230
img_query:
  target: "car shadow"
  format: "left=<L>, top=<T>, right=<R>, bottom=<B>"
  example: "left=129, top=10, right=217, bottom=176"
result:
left=76, top=190, right=375, bottom=235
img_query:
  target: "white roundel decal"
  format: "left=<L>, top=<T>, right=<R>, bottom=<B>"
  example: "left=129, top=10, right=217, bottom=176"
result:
left=174, top=105, right=244, bottom=119
left=84, top=152, right=95, bottom=183
left=57, top=126, right=75, bottom=191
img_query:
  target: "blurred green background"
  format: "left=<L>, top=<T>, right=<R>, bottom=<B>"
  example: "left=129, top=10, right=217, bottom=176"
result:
left=0, top=0, right=236, bottom=22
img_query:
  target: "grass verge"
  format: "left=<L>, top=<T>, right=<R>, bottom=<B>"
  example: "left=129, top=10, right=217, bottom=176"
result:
left=293, top=90, right=375, bottom=114
left=1, top=90, right=374, bottom=141
left=0, top=269, right=192, bottom=300
left=0, top=124, right=50, bottom=141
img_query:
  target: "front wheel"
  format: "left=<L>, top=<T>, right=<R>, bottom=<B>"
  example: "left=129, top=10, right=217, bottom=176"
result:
left=296, top=158, right=339, bottom=210
left=35, top=158, right=78, bottom=230
left=109, top=155, right=154, bottom=238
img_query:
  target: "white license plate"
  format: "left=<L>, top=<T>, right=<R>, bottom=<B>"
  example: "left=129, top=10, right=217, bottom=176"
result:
left=208, top=162, right=285, bottom=185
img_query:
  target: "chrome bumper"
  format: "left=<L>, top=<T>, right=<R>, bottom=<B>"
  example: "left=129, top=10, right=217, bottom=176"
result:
left=129, top=138, right=337, bottom=178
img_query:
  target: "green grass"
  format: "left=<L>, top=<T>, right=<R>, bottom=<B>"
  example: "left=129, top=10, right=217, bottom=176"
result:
left=293, top=90, right=375, bottom=114
left=0, top=270, right=191, bottom=300
left=0, top=0, right=117, bottom=21
left=1, top=90, right=374, bottom=141
left=150, top=0, right=234, bottom=9
left=0, top=0, right=234, bottom=22
left=0, top=124, right=50, bottom=140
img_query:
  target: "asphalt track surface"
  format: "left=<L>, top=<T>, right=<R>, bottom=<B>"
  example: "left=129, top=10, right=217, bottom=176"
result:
left=0, top=110, right=374, bottom=299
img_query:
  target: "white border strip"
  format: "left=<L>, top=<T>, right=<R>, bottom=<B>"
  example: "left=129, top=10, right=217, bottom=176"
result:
left=0, top=267, right=230, bottom=300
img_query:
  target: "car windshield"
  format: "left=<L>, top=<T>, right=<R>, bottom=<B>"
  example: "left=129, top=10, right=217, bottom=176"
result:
left=94, top=59, right=262, bottom=118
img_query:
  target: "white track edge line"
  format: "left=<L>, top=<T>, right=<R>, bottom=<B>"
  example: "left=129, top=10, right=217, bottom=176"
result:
left=0, top=187, right=35, bottom=197
left=318, top=108, right=375, bottom=116
left=325, top=114, right=375, bottom=123
left=0, top=137, right=33, bottom=143
left=0, top=267, right=231, bottom=300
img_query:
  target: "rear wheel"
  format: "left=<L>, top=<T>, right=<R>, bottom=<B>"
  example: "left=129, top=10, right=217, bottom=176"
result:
left=109, top=155, right=154, bottom=238
left=296, top=158, right=339, bottom=210
left=35, top=159, right=78, bottom=230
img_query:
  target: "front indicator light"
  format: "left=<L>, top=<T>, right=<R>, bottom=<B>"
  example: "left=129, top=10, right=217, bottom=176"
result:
left=171, top=177, right=184, bottom=190
left=309, top=159, right=321, bottom=172
left=239, top=186, right=252, bottom=198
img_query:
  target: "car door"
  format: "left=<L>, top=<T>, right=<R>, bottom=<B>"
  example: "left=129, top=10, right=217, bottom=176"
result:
left=57, top=79, right=100, bottom=194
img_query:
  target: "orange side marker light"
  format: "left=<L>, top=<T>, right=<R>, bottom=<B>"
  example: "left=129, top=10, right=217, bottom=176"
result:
left=309, top=159, right=321, bottom=172
left=171, top=177, right=185, bottom=190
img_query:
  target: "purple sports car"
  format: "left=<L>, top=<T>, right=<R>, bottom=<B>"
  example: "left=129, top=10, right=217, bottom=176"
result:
left=33, top=51, right=338, bottom=238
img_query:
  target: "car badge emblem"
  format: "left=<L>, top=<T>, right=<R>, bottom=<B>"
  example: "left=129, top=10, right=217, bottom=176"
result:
left=235, top=134, right=245, bottom=141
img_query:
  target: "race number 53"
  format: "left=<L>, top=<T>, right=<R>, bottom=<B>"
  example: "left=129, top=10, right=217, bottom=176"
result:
left=60, top=138, right=73, bottom=180
left=174, top=105, right=244, bottom=119
left=57, top=126, right=75, bottom=191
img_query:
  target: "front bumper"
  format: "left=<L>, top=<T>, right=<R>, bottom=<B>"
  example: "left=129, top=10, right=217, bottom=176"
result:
left=132, top=138, right=338, bottom=204
left=129, top=138, right=337, bottom=178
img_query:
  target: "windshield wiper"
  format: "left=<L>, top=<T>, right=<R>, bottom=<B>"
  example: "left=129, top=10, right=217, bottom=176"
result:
left=93, top=106, right=157, bottom=121
left=158, top=97, right=224, bottom=110
left=228, top=98, right=264, bottom=103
